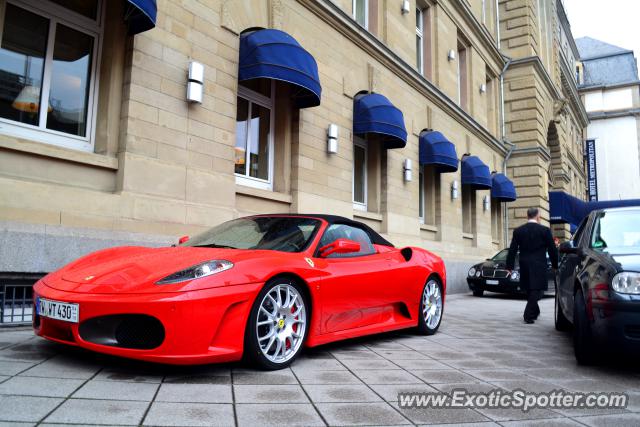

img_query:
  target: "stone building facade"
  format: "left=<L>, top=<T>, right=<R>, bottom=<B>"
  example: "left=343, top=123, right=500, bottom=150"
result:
left=499, top=0, right=588, bottom=239
left=0, top=0, right=586, bottom=292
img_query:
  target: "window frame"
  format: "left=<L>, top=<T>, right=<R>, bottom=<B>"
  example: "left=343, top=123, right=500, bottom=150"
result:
left=234, top=81, right=276, bottom=191
left=0, top=0, right=104, bottom=152
left=352, top=0, right=368, bottom=29
left=416, top=6, right=424, bottom=74
left=352, top=135, right=368, bottom=211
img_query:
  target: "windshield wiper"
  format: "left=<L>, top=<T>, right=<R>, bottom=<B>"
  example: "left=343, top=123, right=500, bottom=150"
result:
left=192, top=244, right=237, bottom=249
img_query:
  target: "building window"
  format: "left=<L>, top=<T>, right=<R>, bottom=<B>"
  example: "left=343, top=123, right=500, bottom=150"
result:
left=235, top=80, right=275, bottom=190
left=0, top=0, right=102, bottom=152
left=457, top=39, right=468, bottom=110
left=353, top=0, right=368, bottom=29
left=419, top=165, right=439, bottom=226
left=461, top=185, right=476, bottom=234
left=353, top=136, right=368, bottom=210
left=491, top=201, right=502, bottom=242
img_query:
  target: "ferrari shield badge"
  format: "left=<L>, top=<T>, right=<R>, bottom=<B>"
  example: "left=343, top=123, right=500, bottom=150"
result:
left=305, top=258, right=314, bottom=268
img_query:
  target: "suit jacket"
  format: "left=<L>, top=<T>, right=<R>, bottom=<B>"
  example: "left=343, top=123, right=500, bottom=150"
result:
left=506, top=222, right=559, bottom=291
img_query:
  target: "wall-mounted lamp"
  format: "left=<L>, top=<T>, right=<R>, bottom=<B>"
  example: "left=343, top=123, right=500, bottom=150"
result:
left=327, top=123, right=338, bottom=154
left=447, top=49, right=456, bottom=61
left=401, top=0, right=410, bottom=14
left=403, top=158, right=413, bottom=182
left=479, top=83, right=487, bottom=94
left=186, top=61, right=204, bottom=103
left=451, top=180, right=459, bottom=200
left=483, top=195, right=491, bottom=212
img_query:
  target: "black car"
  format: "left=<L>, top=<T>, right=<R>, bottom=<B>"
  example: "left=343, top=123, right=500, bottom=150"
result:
left=467, top=249, right=555, bottom=297
left=556, top=206, right=640, bottom=364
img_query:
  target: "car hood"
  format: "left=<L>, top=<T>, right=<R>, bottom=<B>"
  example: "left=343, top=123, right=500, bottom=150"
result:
left=44, top=246, right=263, bottom=294
left=474, top=260, right=515, bottom=269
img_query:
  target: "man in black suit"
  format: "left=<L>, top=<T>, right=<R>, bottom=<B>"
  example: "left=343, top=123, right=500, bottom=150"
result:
left=506, top=207, right=559, bottom=324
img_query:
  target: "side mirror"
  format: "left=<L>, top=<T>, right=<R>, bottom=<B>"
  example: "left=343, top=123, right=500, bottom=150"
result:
left=178, top=235, right=190, bottom=245
left=559, top=241, right=578, bottom=254
left=319, top=238, right=361, bottom=258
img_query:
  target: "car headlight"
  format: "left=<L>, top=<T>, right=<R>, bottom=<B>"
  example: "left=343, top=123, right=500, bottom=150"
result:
left=612, top=272, right=640, bottom=294
left=156, top=260, right=234, bottom=285
left=475, top=270, right=481, bottom=278
left=510, top=270, right=520, bottom=281
left=468, top=267, right=476, bottom=277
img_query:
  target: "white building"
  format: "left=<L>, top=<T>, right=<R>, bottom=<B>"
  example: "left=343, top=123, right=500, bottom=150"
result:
left=577, top=37, right=640, bottom=201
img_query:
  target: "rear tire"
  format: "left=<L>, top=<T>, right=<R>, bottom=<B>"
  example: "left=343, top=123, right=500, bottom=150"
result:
left=417, top=278, right=444, bottom=335
left=554, top=283, right=571, bottom=331
left=472, top=289, right=484, bottom=297
left=573, top=289, right=597, bottom=365
left=244, top=278, right=309, bottom=370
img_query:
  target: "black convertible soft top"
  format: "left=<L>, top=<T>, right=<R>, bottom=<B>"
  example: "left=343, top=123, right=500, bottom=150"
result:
left=250, top=213, right=395, bottom=247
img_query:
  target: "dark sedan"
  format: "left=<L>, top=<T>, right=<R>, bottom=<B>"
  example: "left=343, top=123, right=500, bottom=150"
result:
left=555, top=206, right=640, bottom=364
left=467, top=249, right=555, bottom=297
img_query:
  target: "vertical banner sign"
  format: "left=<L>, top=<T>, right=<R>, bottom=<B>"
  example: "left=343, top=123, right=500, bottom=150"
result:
left=586, top=139, right=598, bottom=201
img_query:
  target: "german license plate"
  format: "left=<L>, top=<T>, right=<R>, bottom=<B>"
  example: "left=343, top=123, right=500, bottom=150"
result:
left=486, top=280, right=499, bottom=285
left=36, top=297, right=79, bottom=323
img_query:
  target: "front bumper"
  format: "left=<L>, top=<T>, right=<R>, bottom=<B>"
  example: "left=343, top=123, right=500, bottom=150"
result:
left=33, top=279, right=262, bottom=365
left=467, top=278, right=524, bottom=294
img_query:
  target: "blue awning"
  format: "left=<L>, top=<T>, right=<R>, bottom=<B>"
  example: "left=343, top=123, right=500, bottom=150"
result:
left=419, top=131, right=458, bottom=172
left=125, top=0, right=157, bottom=35
left=239, top=29, right=321, bottom=108
left=550, top=190, right=640, bottom=231
left=491, top=173, right=517, bottom=202
left=353, top=93, right=407, bottom=149
left=461, top=156, right=492, bottom=189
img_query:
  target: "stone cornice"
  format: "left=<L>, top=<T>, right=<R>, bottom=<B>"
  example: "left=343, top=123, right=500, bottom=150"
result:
left=587, top=109, right=640, bottom=120
left=297, top=0, right=508, bottom=155
left=509, top=56, right=561, bottom=101
left=510, top=145, right=552, bottom=162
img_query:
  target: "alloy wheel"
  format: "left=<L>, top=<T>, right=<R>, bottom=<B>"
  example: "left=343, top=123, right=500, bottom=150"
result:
left=256, top=283, right=306, bottom=364
left=422, top=279, right=443, bottom=329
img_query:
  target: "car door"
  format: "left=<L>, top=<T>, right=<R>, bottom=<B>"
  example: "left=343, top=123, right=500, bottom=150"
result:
left=313, top=224, right=395, bottom=334
left=558, top=218, right=589, bottom=320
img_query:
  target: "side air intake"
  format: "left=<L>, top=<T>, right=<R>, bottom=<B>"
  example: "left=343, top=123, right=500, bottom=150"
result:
left=400, top=247, right=413, bottom=261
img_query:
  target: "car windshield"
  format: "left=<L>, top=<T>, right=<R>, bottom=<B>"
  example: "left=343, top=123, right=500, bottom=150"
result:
left=591, top=209, right=640, bottom=253
left=491, top=249, right=509, bottom=262
left=182, top=217, right=321, bottom=252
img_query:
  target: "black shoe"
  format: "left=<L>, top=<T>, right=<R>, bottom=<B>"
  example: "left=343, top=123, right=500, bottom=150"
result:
left=524, top=318, right=534, bottom=324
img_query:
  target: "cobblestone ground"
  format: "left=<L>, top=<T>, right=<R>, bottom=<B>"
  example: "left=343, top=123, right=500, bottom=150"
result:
left=1, top=293, right=640, bottom=426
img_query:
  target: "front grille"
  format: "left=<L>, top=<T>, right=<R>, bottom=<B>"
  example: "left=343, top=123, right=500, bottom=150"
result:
left=482, top=268, right=509, bottom=278
left=79, top=314, right=165, bottom=350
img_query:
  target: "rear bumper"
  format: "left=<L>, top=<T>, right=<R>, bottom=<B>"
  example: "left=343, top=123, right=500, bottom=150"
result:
left=33, top=280, right=262, bottom=365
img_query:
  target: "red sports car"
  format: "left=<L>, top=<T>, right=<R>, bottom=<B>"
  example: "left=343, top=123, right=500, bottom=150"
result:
left=33, top=214, right=446, bottom=369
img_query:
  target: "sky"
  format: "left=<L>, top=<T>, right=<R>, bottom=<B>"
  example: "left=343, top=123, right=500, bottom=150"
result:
left=563, top=0, right=640, bottom=59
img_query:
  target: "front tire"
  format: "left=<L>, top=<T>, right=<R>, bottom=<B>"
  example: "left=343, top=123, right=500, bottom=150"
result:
left=472, top=289, right=484, bottom=297
left=573, top=289, right=597, bottom=365
left=417, top=278, right=444, bottom=335
left=244, top=278, right=309, bottom=370
left=555, top=283, right=571, bottom=331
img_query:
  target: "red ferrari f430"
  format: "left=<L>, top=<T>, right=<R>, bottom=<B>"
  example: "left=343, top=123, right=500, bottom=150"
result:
left=34, top=214, right=446, bottom=369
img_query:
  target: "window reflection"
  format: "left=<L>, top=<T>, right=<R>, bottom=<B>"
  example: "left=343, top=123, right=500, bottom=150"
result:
left=235, top=98, right=249, bottom=175
left=248, top=103, right=270, bottom=180
left=46, top=24, right=93, bottom=137
left=0, top=4, right=48, bottom=126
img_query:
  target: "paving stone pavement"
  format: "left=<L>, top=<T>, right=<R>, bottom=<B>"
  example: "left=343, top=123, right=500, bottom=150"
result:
left=1, top=293, right=640, bottom=426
